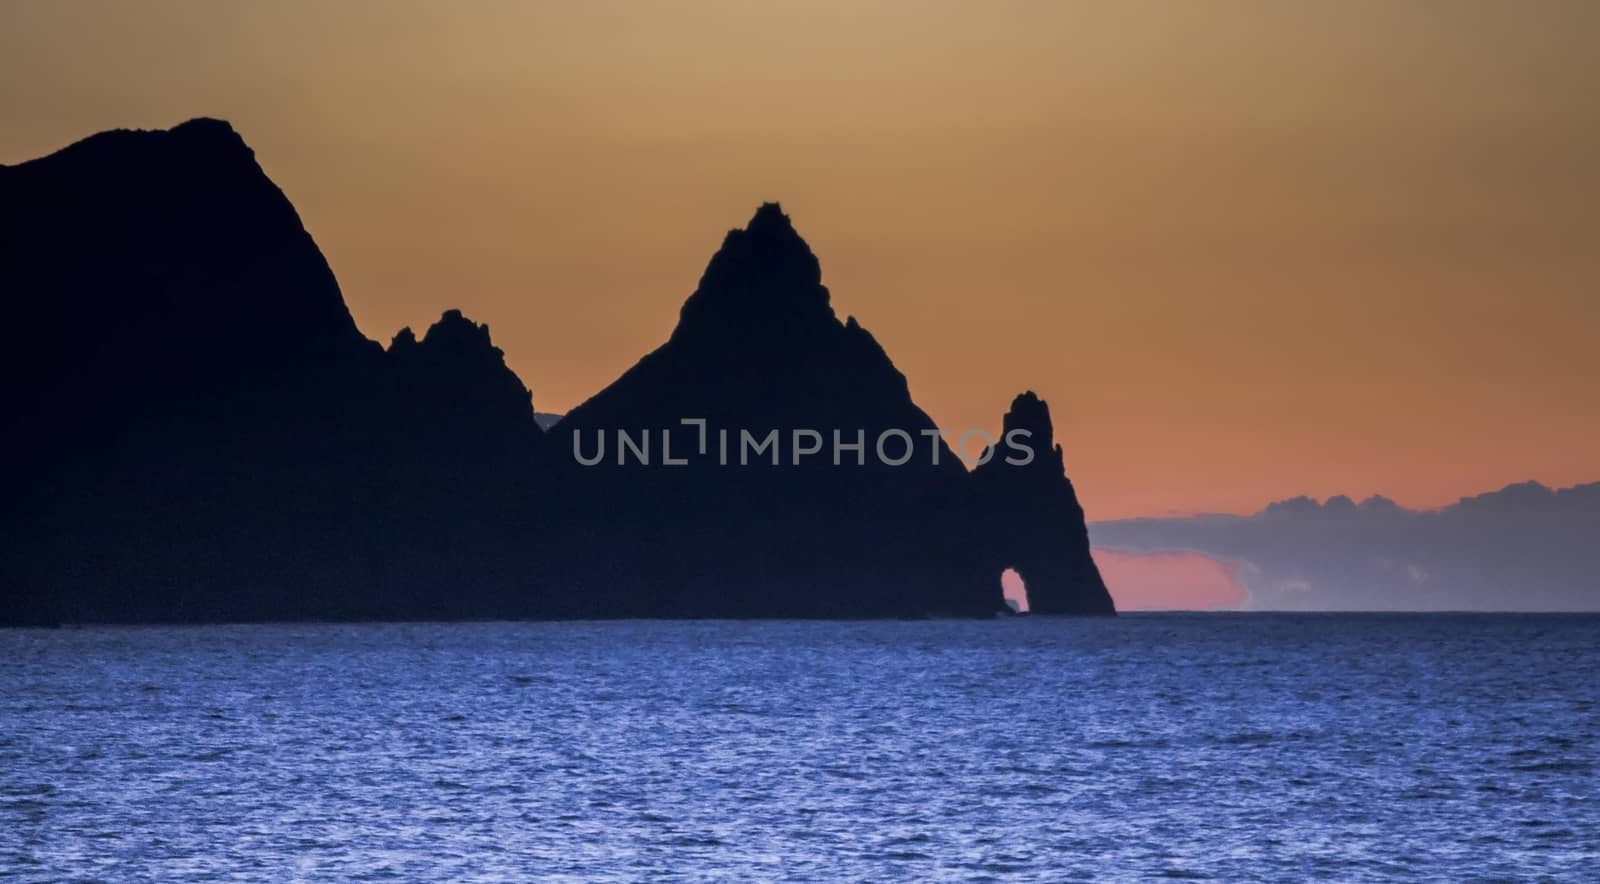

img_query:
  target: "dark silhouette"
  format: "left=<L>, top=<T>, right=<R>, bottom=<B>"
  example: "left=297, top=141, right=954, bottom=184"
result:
left=970, top=393, right=1114, bottom=615
left=2, top=119, right=1113, bottom=624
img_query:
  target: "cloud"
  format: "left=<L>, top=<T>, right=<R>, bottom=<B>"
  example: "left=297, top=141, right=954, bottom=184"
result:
left=1089, top=481, right=1600, bottom=611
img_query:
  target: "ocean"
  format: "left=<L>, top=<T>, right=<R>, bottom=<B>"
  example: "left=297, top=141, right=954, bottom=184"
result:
left=2, top=615, right=1596, bottom=880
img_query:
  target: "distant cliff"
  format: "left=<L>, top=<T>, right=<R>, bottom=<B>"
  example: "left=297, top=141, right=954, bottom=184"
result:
left=2, top=119, right=1112, bottom=624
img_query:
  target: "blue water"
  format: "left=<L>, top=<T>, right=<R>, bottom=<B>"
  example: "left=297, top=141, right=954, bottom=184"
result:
left=2, top=615, right=1596, bottom=881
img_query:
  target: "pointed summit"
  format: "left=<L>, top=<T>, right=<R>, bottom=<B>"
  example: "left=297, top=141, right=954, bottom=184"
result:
left=725, top=202, right=808, bottom=256
left=675, top=202, right=834, bottom=339
left=746, top=200, right=797, bottom=235
left=564, top=202, right=936, bottom=437
left=387, top=309, right=537, bottom=440
left=419, top=308, right=500, bottom=356
left=970, top=390, right=1112, bottom=615
left=1002, top=391, right=1055, bottom=453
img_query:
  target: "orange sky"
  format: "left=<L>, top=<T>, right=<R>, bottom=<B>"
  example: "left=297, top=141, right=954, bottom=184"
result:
left=4, top=1, right=1597, bottom=520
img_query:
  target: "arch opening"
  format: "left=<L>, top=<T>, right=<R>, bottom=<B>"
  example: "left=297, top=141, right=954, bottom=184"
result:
left=1000, top=567, right=1030, bottom=614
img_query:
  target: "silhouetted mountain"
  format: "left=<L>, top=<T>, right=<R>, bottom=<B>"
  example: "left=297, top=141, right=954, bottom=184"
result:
left=972, top=393, right=1113, bottom=615
left=2, top=122, right=1112, bottom=623
left=552, top=203, right=1111, bottom=617
left=1091, top=481, right=1600, bottom=611
left=1, top=120, right=548, bottom=623
left=373, top=309, right=554, bottom=618
left=559, top=203, right=956, bottom=616
left=3, top=119, right=390, bottom=623
left=2, top=118, right=375, bottom=425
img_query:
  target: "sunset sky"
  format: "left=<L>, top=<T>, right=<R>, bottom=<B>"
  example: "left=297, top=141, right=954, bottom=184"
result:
left=4, top=1, right=1596, bottom=521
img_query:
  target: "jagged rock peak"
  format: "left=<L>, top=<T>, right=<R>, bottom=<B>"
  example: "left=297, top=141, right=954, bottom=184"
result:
left=746, top=200, right=797, bottom=235
left=387, top=310, right=513, bottom=366
left=420, top=308, right=500, bottom=355
left=675, top=202, right=835, bottom=335
left=389, top=311, right=497, bottom=355
left=1002, top=390, right=1055, bottom=450
left=390, top=327, right=419, bottom=350
left=388, top=309, right=535, bottom=419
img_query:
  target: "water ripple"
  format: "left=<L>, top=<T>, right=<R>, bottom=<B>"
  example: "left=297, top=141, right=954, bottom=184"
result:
left=0, top=615, right=1597, bottom=880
